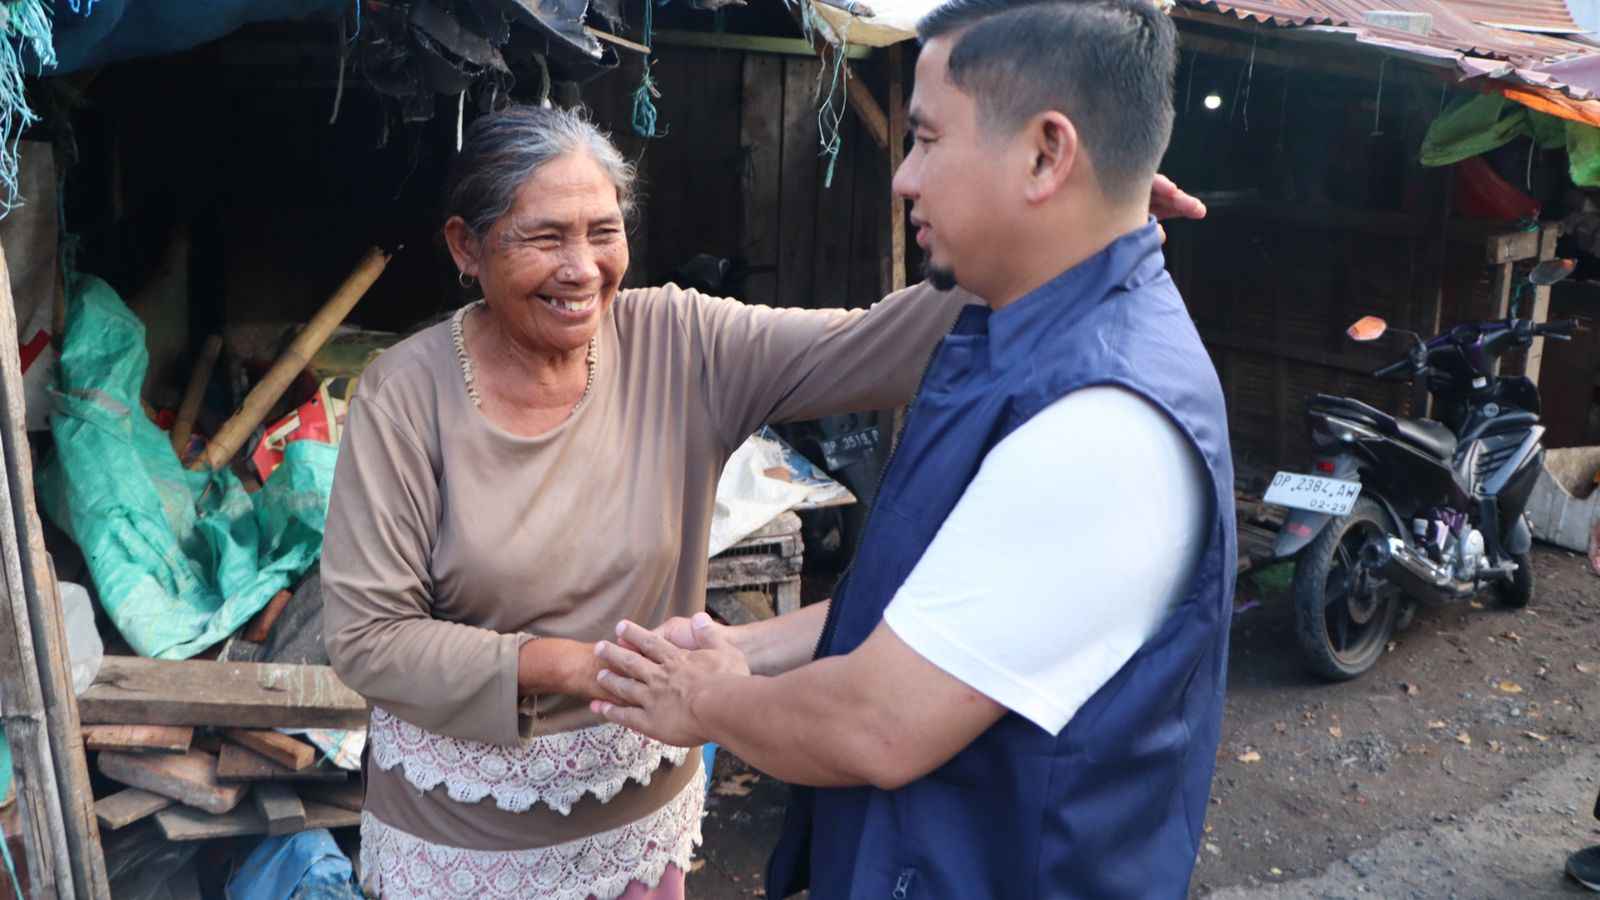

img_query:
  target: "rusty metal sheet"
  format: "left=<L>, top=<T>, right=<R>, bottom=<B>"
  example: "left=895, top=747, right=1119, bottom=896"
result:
left=1446, top=0, right=1584, bottom=35
left=1182, top=0, right=1585, bottom=66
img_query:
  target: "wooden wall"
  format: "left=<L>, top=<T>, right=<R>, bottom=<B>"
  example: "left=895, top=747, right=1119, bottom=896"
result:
left=583, top=45, right=892, bottom=311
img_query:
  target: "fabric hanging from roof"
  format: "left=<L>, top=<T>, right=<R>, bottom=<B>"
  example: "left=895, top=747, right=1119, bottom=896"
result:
left=1421, top=92, right=1600, bottom=187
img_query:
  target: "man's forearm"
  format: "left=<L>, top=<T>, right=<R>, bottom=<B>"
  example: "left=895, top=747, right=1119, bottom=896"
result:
left=729, top=600, right=829, bottom=676
left=690, top=652, right=891, bottom=788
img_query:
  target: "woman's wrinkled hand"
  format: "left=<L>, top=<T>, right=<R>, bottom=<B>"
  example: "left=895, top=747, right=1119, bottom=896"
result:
left=590, top=614, right=751, bottom=747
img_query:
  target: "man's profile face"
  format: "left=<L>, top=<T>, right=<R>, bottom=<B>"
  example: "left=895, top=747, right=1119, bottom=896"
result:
left=893, top=36, right=1018, bottom=297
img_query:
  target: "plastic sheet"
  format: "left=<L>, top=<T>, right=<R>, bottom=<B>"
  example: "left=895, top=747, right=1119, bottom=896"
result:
left=37, top=276, right=336, bottom=659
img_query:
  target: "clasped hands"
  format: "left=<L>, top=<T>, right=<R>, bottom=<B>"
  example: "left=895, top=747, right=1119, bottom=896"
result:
left=590, top=612, right=748, bottom=748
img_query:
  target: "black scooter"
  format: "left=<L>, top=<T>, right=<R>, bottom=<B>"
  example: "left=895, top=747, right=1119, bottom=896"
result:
left=1269, top=259, right=1581, bottom=680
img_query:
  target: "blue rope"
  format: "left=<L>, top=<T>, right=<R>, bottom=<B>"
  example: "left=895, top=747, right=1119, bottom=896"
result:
left=631, top=0, right=666, bottom=139
left=0, top=0, right=53, bottom=218
left=815, top=7, right=851, bottom=188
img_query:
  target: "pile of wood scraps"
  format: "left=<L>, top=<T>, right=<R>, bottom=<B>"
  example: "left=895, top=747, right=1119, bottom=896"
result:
left=79, top=657, right=368, bottom=843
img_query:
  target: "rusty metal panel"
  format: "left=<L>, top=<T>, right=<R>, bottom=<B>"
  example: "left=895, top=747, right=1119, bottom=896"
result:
left=1446, top=0, right=1583, bottom=35
left=1181, top=0, right=1585, bottom=66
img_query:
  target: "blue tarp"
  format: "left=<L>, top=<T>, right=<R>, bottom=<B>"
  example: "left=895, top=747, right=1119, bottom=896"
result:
left=41, top=0, right=345, bottom=75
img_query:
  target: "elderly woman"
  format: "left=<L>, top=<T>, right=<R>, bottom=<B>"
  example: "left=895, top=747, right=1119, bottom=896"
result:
left=320, top=104, right=969, bottom=899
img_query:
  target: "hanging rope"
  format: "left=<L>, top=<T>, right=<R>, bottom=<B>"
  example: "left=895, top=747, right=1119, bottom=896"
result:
left=631, top=0, right=667, bottom=139
left=809, top=0, right=854, bottom=188
left=0, top=0, right=54, bottom=217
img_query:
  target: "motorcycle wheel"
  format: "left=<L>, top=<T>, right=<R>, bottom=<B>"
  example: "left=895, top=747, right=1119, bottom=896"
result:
left=1494, top=550, right=1535, bottom=608
left=1291, top=497, right=1402, bottom=681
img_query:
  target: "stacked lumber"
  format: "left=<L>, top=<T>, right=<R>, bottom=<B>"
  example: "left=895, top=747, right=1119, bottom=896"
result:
left=79, top=656, right=367, bottom=840
left=87, top=724, right=360, bottom=840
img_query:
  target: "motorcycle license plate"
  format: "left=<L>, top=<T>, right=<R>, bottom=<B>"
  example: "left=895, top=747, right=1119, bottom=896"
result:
left=1263, top=472, right=1362, bottom=516
left=819, top=425, right=881, bottom=470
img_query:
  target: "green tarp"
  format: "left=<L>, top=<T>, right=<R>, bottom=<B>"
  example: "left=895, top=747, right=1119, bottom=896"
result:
left=1422, top=93, right=1600, bottom=187
left=37, top=275, right=335, bottom=659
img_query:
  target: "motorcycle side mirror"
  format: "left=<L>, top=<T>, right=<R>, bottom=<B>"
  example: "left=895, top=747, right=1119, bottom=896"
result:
left=1347, top=316, right=1389, bottom=342
left=1528, top=258, right=1576, bottom=286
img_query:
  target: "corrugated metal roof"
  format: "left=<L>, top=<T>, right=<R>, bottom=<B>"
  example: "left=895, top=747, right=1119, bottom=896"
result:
left=1180, top=0, right=1581, bottom=65
left=1445, top=0, right=1583, bottom=35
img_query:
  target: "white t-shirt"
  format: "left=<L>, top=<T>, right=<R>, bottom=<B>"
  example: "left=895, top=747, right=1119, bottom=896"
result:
left=882, top=386, right=1212, bottom=736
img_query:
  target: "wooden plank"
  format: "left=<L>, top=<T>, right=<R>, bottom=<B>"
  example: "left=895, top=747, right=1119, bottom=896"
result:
left=215, top=741, right=348, bottom=783
left=1486, top=229, right=1540, bottom=264
left=83, top=725, right=193, bottom=754
left=223, top=729, right=314, bottom=771
left=706, top=590, right=759, bottom=626
left=155, top=799, right=358, bottom=842
left=297, top=778, right=363, bottom=813
left=886, top=43, right=907, bottom=295
left=740, top=53, right=784, bottom=306
left=707, top=552, right=804, bottom=588
left=0, top=234, right=91, bottom=898
left=1524, top=223, right=1564, bottom=385
left=97, top=750, right=248, bottom=815
left=93, top=789, right=173, bottom=831
left=778, top=55, right=823, bottom=308
left=252, top=782, right=307, bottom=836
left=640, top=28, right=870, bottom=59
left=848, top=114, right=885, bottom=309
left=78, top=657, right=368, bottom=730
left=241, top=588, right=293, bottom=643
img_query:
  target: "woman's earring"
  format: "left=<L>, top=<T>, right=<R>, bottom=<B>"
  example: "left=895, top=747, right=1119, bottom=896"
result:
left=458, top=271, right=476, bottom=289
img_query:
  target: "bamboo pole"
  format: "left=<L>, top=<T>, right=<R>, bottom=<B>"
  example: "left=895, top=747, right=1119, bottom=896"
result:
left=171, top=335, right=222, bottom=456
left=196, top=248, right=390, bottom=472
left=0, top=237, right=109, bottom=897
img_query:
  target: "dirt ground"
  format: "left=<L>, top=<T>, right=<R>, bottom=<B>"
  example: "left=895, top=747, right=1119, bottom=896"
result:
left=686, top=544, right=1600, bottom=898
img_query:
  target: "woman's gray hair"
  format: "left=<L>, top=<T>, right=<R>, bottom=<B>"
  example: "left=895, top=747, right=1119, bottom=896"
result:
left=443, top=105, right=637, bottom=238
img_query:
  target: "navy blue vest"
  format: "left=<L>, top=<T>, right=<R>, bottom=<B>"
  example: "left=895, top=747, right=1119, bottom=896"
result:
left=767, top=223, right=1236, bottom=899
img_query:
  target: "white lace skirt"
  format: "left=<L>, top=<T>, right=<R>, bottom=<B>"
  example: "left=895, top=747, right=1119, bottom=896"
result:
left=361, top=707, right=704, bottom=899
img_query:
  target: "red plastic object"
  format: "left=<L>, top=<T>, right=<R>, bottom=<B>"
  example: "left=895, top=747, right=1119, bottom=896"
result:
left=1454, top=155, right=1540, bottom=221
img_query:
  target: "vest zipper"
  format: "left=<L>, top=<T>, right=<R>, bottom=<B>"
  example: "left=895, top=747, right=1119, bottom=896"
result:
left=812, top=309, right=962, bottom=661
left=892, top=868, right=916, bottom=898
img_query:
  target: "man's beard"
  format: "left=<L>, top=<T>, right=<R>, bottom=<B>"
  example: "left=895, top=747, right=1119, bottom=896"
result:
left=924, top=260, right=958, bottom=292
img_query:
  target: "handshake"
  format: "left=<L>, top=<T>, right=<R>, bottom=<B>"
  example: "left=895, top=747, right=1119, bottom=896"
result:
left=590, top=612, right=753, bottom=749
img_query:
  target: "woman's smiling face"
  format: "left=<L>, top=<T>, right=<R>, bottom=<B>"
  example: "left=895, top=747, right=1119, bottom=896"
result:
left=455, top=152, right=630, bottom=357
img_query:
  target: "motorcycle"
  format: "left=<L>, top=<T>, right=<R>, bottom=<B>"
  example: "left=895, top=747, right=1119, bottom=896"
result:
left=1268, top=258, right=1581, bottom=680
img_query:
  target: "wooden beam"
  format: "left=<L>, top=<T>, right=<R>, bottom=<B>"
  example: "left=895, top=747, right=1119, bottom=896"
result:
left=1487, top=229, right=1540, bottom=265
left=1524, top=223, right=1564, bottom=385
left=97, top=750, right=249, bottom=815
left=155, top=800, right=357, bottom=842
left=83, top=725, right=194, bottom=754
left=252, top=782, right=307, bottom=836
left=93, top=789, right=173, bottom=831
left=635, top=29, right=871, bottom=60
left=0, top=236, right=107, bottom=898
left=887, top=43, right=907, bottom=294
left=223, top=729, right=315, bottom=771
left=79, top=657, right=368, bottom=730
left=215, top=742, right=348, bottom=783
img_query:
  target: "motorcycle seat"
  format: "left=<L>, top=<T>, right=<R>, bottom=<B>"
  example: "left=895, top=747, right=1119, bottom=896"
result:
left=1395, top=416, right=1457, bottom=459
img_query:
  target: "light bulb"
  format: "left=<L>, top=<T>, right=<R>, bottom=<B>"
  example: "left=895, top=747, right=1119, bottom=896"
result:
left=1203, top=93, right=1223, bottom=111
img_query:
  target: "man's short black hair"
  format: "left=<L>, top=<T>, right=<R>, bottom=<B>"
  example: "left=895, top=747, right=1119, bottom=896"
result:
left=917, top=0, right=1176, bottom=203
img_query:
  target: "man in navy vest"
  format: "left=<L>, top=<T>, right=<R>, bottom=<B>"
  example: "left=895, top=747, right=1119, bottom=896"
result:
left=593, top=1, right=1235, bottom=895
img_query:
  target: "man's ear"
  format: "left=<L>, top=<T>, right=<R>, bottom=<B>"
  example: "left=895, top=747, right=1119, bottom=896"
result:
left=443, top=216, right=484, bottom=276
left=1023, top=111, right=1078, bottom=203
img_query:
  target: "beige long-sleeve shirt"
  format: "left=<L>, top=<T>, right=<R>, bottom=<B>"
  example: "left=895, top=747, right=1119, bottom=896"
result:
left=322, top=282, right=969, bottom=850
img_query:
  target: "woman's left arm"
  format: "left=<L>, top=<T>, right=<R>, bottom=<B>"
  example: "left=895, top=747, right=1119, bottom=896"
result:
left=683, top=282, right=974, bottom=447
